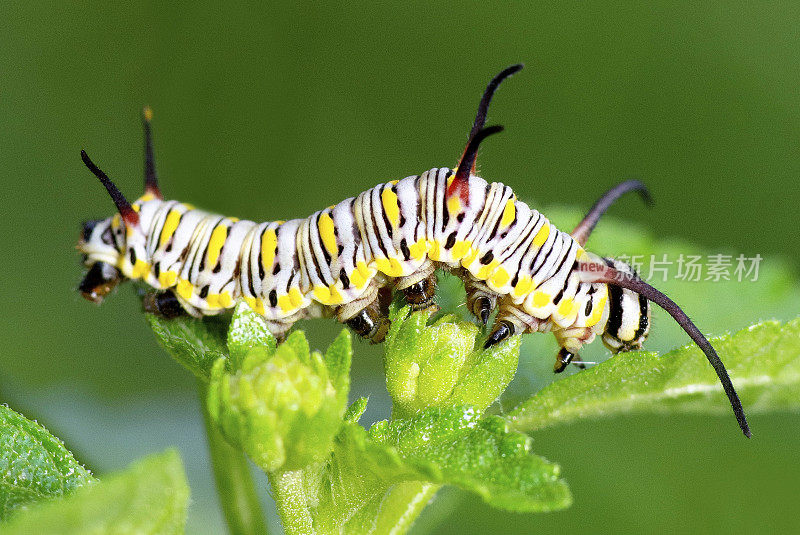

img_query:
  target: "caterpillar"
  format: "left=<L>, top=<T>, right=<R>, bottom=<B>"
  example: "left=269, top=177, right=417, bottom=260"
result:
left=77, top=65, right=750, bottom=437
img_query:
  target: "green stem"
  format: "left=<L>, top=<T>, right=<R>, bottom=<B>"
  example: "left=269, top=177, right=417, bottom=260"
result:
left=198, top=380, right=270, bottom=535
left=268, top=470, right=315, bottom=535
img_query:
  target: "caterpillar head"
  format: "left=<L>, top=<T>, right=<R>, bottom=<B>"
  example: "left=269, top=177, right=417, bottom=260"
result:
left=78, top=215, right=123, bottom=303
left=78, top=108, right=162, bottom=304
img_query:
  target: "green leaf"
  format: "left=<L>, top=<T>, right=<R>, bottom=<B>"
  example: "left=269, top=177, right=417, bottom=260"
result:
left=0, top=405, right=95, bottom=521
left=305, top=407, right=570, bottom=533
left=2, top=449, right=189, bottom=535
left=343, top=397, right=368, bottom=424
left=509, top=318, right=800, bottom=433
left=384, top=307, right=521, bottom=418
left=324, top=330, right=352, bottom=404
left=147, top=314, right=228, bottom=380
left=226, top=301, right=277, bottom=370
left=208, top=330, right=350, bottom=473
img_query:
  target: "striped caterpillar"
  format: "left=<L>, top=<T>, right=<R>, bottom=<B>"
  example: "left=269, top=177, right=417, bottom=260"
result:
left=77, top=65, right=749, bottom=437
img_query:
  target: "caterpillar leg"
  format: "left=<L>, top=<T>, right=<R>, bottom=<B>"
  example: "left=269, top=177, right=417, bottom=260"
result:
left=462, top=275, right=497, bottom=326
left=336, top=286, right=392, bottom=343
left=142, top=290, right=186, bottom=319
left=483, top=302, right=541, bottom=348
left=553, top=347, right=587, bottom=373
left=344, top=304, right=390, bottom=343
left=399, top=272, right=438, bottom=311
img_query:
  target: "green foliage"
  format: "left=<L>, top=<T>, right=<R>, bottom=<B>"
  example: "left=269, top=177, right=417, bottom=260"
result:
left=0, top=405, right=95, bottom=521
left=509, top=318, right=800, bottom=432
left=226, top=301, right=277, bottom=371
left=147, top=314, right=229, bottom=380
left=385, top=307, right=521, bottom=418
left=207, top=305, right=351, bottom=473
left=2, top=449, right=189, bottom=535
left=277, top=407, right=569, bottom=534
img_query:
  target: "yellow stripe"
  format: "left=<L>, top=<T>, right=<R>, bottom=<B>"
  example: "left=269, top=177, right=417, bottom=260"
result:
left=500, top=199, right=516, bottom=227
left=532, top=222, right=550, bottom=247
left=446, top=196, right=461, bottom=216
left=261, top=229, right=278, bottom=272
left=381, top=188, right=401, bottom=228
left=219, top=292, right=233, bottom=308
left=318, top=213, right=338, bottom=257
left=160, top=210, right=181, bottom=248
left=206, top=225, right=228, bottom=268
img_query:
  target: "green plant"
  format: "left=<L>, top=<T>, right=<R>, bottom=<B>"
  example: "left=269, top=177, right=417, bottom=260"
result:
left=3, top=210, right=799, bottom=534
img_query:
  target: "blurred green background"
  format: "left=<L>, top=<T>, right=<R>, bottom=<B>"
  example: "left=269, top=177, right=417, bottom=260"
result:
left=3, top=3, right=800, bottom=533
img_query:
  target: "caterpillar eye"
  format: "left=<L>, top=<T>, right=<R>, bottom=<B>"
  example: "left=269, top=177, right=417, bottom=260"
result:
left=81, top=219, right=102, bottom=242
left=79, top=261, right=122, bottom=304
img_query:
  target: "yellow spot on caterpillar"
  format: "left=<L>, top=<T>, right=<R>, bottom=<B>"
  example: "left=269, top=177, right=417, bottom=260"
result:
left=350, top=268, right=367, bottom=289
left=160, top=210, right=182, bottom=248
left=206, top=293, right=220, bottom=309
left=218, top=292, right=232, bottom=308
left=206, top=224, right=228, bottom=268
left=318, top=213, right=338, bottom=257
left=229, top=217, right=240, bottom=223
left=446, top=196, right=461, bottom=217
left=533, top=291, right=550, bottom=308
left=182, top=203, right=195, bottom=210
left=381, top=188, right=401, bottom=228
left=375, top=257, right=405, bottom=277
left=446, top=175, right=455, bottom=188
left=313, top=285, right=331, bottom=302
left=533, top=222, right=550, bottom=247
left=315, top=284, right=344, bottom=305
left=177, top=279, right=194, bottom=300
left=277, top=294, right=294, bottom=313
left=356, top=261, right=372, bottom=278
left=139, top=192, right=155, bottom=202
left=261, top=229, right=277, bottom=272
left=476, top=260, right=500, bottom=280
left=586, top=293, right=607, bottom=327
left=390, top=180, right=399, bottom=185
left=143, top=106, right=153, bottom=122
left=557, top=298, right=576, bottom=318
left=489, top=267, right=510, bottom=288
left=288, top=287, right=304, bottom=308
left=112, top=214, right=121, bottom=228
left=244, top=296, right=264, bottom=314
left=500, top=199, right=516, bottom=227
left=513, top=276, right=534, bottom=297
left=133, top=259, right=150, bottom=279
left=428, top=240, right=441, bottom=261
left=450, top=240, right=471, bottom=261
left=576, top=247, right=587, bottom=260
left=461, top=247, right=479, bottom=268
left=159, top=270, right=178, bottom=287
left=408, top=239, right=427, bottom=261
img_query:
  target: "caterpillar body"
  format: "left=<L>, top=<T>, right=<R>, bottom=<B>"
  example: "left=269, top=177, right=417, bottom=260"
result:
left=77, top=65, right=750, bottom=437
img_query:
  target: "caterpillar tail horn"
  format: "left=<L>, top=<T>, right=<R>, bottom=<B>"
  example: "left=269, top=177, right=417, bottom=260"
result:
left=579, top=261, right=751, bottom=438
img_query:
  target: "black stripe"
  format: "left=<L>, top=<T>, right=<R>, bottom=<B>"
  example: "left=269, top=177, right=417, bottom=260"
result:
left=633, top=293, right=650, bottom=340
left=604, top=259, right=624, bottom=337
